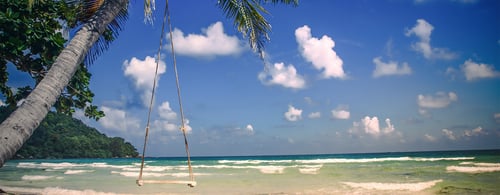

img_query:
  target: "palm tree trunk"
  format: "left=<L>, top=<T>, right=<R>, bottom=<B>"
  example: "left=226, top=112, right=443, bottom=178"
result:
left=0, top=0, right=129, bottom=167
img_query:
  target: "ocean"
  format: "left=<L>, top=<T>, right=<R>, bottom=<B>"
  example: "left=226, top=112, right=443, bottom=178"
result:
left=0, top=150, right=499, bottom=194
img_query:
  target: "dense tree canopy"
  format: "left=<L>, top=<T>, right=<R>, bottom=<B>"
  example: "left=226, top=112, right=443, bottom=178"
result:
left=0, top=106, right=138, bottom=159
left=0, top=0, right=127, bottom=120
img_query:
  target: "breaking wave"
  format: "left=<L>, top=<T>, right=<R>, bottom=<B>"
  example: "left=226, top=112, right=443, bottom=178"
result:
left=342, top=179, right=443, bottom=191
left=447, top=162, right=500, bottom=173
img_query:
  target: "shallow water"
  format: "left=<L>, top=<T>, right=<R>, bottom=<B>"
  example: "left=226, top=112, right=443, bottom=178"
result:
left=1, top=150, right=499, bottom=194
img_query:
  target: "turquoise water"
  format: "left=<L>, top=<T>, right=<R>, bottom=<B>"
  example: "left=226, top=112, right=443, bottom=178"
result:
left=0, top=150, right=499, bottom=194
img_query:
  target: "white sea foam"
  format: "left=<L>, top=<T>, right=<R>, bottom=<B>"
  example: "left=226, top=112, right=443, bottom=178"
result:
left=41, top=162, right=83, bottom=169
left=447, top=163, right=500, bottom=173
left=16, top=162, right=38, bottom=168
left=122, top=166, right=171, bottom=172
left=17, top=162, right=82, bottom=169
left=413, top=157, right=475, bottom=161
left=21, top=175, right=54, bottom=181
left=459, top=162, right=500, bottom=167
left=298, top=168, right=320, bottom=174
left=253, top=165, right=285, bottom=174
left=218, top=159, right=293, bottom=164
left=0, top=186, right=132, bottom=195
left=298, top=164, right=322, bottom=174
left=295, top=157, right=474, bottom=164
left=17, top=162, right=135, bottom=171
left=342, top=179, right=443, bottom=191
left=64, top=170, right=95, bottom=175
left=193, top=164, right=233, bottom=169
left=111, top=171, right=167, bottom=177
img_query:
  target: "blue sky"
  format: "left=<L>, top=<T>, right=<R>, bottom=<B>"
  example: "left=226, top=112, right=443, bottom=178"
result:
left=5, top=0, right=500, bottom=156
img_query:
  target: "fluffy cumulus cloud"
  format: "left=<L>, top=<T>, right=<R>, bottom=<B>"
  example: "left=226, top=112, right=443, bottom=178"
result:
left=372, top=57, right=412, bottom=78
left=461, top=59, right=499, bottom=81
left=442, top=126, right=486, bottom=141
left=158, top=101, right=177, bottom=120
left=152, top=101, right=192, bottom=134
left=464, top=126, right=485, bottom=137
left=424, top=134, right=437, bottom=142
left=405, top=19, right=456, bottom=60
left=295, top=25, right=346, bottom=79
left=258, top=62, right=306, bottom=89
left=417, top=92, right=458, bottom=115
left=442, top=129, right=456, bottom=140
left=169, top=21, right=245, bottom=57
left=246, top=124, right=254, bottom=134
left=153, top=101, right=179, bottom=132
left=349, top=116, right=396, bottom=137
left=284, top=105, right=303, bottom=122
left=123, top=56, right=166, bottom=107
left=331, top=108, right=350, bottom=120
left=99, top=106, right=141, bottom=133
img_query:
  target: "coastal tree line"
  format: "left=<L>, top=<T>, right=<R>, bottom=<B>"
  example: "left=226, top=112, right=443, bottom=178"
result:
left=0, top=106, right=138, bottom=159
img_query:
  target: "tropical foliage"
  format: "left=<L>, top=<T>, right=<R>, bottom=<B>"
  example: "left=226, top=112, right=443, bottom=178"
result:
left=0, top=106, right=138, bottom=159
left=0, top=0, right=127, bottom=120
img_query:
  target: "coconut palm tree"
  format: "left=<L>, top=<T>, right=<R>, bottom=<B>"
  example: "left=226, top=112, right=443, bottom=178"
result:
left=0, top=0, right=129, bottom=166
left=0, top=0, right=298, bottom=167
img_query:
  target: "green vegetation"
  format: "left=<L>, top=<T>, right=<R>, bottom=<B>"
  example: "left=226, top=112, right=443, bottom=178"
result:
left=0, top=106, right=138, bottom=159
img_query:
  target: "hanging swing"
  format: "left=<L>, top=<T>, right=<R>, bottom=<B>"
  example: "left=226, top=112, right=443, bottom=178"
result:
left=136, top=0, right=196, bottom=188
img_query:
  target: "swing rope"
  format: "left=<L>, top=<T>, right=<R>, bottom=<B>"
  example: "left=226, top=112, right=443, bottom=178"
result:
left=165, top=0, right=195, bottom=184
left=137, top=0, right=195, bottom=187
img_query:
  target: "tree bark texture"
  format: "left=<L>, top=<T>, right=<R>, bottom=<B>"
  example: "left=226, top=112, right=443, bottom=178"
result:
left=0, top=0, right=129, bottom=167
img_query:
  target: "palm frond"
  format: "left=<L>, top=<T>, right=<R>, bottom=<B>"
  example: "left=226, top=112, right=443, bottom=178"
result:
left=217, top=0, right=298, bottom=59
left=71, top=0, right=129, bottom=66
left=144, top=0, right=155, bottom=24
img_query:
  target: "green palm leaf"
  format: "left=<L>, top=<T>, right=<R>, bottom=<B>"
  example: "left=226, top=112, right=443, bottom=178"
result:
left=217, top=0, right=298, bottom=59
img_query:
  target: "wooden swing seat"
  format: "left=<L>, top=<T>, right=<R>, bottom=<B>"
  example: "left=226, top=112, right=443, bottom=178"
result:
left=136, top=179, right=197, bottom=187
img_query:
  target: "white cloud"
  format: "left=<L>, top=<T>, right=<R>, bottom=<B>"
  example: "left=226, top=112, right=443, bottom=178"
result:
left=123, top=56, right=166, bottom=107
left=495, top=113, right=500, bottom=123
left=245, top=124, right=255, bottom=135
left=158, top=101, right=177, bottom=120
left=153, top=119, right=178, bottom=132
left=331, top=108, right=350, bottom=120
left=442, top=129, right=457, bottom=140
left=295, top=25, right=346, bottom=79
left=417, top=91, right=458, bottom=109
left=99, top=106, right=141, bottom=133
left=152, top=101, right=193, bottom=134
left=0, top=100, right=5, bottom=106
left=153, top=101, right=179, bottom=132
left=258, top=62, right=306, bottom=89
left=349, top=116, right=396, bottom=137
left=308, top=112, right=321, bottom=119
left=181, top=119, right=193, bottom=134
left=169, top=21, right=245, bottom=57
left=361, top=116, right=381, bottom=135
left=383, top=118, right=395, bottom=134
left=405, top=19, right=456, bottom=60
left=372, top=57, right=412, bottom=78
left=284, top=105, right=303, bottom=122
left=461, top=59, right=499, bottom=81
left=424, top=134, right=437, bottom=142
left=464, top=126, right=486, bottom=137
